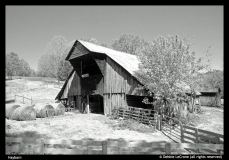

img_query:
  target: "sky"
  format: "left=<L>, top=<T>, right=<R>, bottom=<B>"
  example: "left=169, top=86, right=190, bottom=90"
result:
left=6, top=5, right=223, bottom=71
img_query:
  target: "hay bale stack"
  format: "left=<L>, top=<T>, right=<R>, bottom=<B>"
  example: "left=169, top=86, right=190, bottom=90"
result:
left=10, top=105, right=36, bottom=121
left=33, top=103, right=55, bottom=118
left=6, top=104, right=20, bottom=119
left=49, top=103, right=65, bottom=116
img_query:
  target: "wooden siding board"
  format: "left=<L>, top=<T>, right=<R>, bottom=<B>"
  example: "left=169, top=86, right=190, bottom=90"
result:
left=105, top=57, right=148, bottom=96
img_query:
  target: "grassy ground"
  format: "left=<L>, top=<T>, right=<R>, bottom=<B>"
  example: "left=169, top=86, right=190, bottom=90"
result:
left=5, top=77, right=223, bottom=144
left=6, top=77, right=63, bottom=103
left=187, top=106, right=223, bottom=135
left=5, top=112, right=174, bottom=143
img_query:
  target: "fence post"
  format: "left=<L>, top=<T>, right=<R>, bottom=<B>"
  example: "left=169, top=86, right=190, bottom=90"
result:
left=23, top=95, right=24, bottom=104
left=31, top=97, right=32, bottom=105
left=157, top=114, right=162, bottom=131
left=216, top=135, right=221, bottom=154
left=195, top=128, right=199, bottom=153
left=156, top=113, right=158, bottom=130
left=38, top=139, right=44, bottom=154
left=165, top=143, right=171, bottom=154
left=15, top=95, right=16, bottom=101
left=180, top=124, right=184, bottom=143
left=102, top=141, right=107, bottom=154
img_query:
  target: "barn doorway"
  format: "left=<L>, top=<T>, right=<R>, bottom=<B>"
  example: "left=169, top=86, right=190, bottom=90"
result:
left=89, top=94, right=104, bottom=114
left=81, top=94, right=104, bottom=114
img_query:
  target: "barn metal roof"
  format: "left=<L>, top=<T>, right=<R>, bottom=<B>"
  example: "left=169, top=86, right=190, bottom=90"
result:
left=77, top=40, right=140, bottom=76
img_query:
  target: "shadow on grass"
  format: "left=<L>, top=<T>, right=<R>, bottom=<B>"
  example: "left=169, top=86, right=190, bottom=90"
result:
left=6, top=130, right=52, bottom=140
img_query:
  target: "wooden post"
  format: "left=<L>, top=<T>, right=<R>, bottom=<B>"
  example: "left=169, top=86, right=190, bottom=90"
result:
left=216, top=135, right=221, bottom=154
left=181, top=124, right=184, bottom=143
left=157, top=114, right=161, bottom=131
left=15, top=95, right=16, bottom=101
left=23, top=95, right=24, bottom=104
left=31, top=97, right=32, bottom=105
left=155, top=113, right=157, bottom=130
left=102, top=141, right=107, bottom=154
left=87, top=95, right=89, bottom=114
left=39, top=139, right=44, bottom=154
left=195, top=128, right=199, bottom=153
left=165, top=143, right=171, bottom=154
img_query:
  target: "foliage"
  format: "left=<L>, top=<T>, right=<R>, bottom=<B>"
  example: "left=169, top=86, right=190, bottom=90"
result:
left=6, top=52, right=20, bottom=79
left=107, top=118, right=156, bottom=133
left=37, top=35, right=73, bottom=81
left=136, top=34, right=204, bottom=98
left=111, top=34, right=147, bottom=55
left=195, top=69, right=223, bottom=95
left=134, top=33, right=211, bottom=116
left=6, top=52, right=35, bottom=78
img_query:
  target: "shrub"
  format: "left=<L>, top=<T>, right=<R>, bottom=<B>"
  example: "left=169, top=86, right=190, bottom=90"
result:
left=110, top=119, right=156, bottom=133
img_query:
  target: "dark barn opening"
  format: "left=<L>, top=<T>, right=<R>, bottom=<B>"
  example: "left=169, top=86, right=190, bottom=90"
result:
left=126, top=95, right=153, bottom=109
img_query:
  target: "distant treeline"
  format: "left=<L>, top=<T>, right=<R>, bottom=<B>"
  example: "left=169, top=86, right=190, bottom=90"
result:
left=6, top=52, right=36, bottom=80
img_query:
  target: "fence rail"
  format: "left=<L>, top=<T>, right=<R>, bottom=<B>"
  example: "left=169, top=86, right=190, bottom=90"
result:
left=14, top=95, right=33, bottom=104
left=112, top=106, right=158, bottom=128
left=5, top=137, right=223, bottom=155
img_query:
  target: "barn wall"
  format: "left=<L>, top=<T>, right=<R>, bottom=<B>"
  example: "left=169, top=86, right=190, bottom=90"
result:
left=68, top=71, right=81, bottom=96
left=103, top=57, right=149, bottom=115
left=60, top=71, right=81, bottom=99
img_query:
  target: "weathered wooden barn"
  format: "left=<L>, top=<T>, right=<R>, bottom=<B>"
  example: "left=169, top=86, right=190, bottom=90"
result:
left=55, top=40, right=152, bottom=115
left=199, top=88, right=221, bottom=107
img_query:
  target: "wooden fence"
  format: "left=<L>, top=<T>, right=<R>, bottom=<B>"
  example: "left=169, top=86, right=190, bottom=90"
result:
left=180, top=125, right=224, bottom=154
left=5, top=137, right=223, bottom=155
left=112, top=106, right=224, bottom=154
left=14, top=95, right=33, bottom=104
left=161, top=114, right=182, bottom=143
left=113, top=106, right=159, bottom=128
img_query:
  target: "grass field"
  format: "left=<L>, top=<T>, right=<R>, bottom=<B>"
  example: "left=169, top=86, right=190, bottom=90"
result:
left=6, top=112, right=174, bottom=143
left=6, top=77, right=64, bottom=103
left=5, top=77, right=223, bottom=143
left=187, top=106, right=223, bottom=135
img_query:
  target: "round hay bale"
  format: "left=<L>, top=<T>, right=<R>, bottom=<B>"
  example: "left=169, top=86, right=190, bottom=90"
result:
left=10, top=105, right=36, bottom=121
left=49, top=103, right=65, bottom=116
left=6, top=104, right=20, bottom=119
left=33, top=103, right=55, bottom=118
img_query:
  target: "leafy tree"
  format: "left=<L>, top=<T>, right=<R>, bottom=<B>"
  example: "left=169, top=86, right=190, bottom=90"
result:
left=18, top=59, right=32, bottom=77
left=111, top=34, right=147, bottom=55
left=29, top=69, right=37, bottom=77
left=37, top=54, right=52, bottom=77
left=6, top=52, right=20, bottom=79
left=37, top=35, right=73, bottom=81
left=196, top=70, right=223, bottom=95
left=135, top=34, right=207, bottom=116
